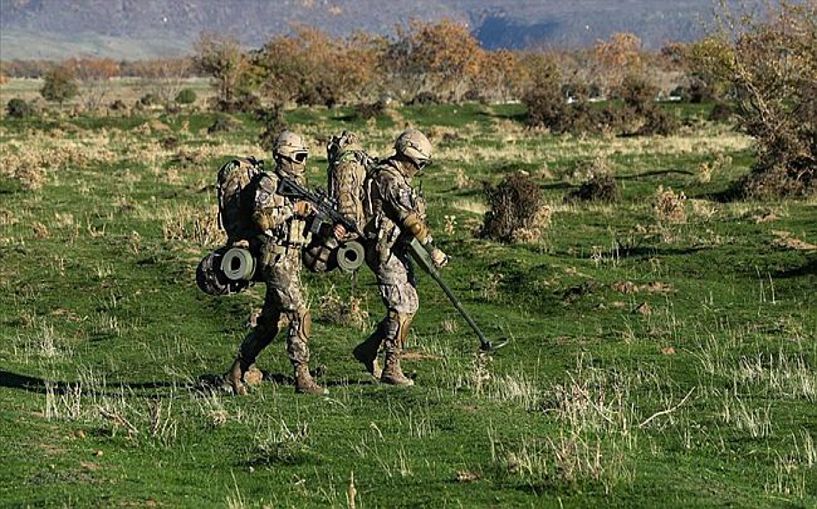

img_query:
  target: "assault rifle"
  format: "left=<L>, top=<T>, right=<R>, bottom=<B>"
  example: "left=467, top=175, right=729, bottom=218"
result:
left=408, top=238, right=508, bottom=352
left=276, top=175, right=365, bottom=272
left=276, top=175, right=363, bottom=238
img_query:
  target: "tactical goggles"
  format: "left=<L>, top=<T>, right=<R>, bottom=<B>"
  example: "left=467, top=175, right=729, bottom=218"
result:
left=291, top=151, right=308, bottom=164
left=416, top=159, right=432, bottom=170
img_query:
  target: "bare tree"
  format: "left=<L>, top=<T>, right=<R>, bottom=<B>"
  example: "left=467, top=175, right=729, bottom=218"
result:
left=193, top=33, right=250, bottom=110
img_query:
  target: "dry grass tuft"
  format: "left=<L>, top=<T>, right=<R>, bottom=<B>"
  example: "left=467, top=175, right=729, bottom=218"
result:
left=770, top=230, right=817, bottom=252
left=696, top=153, right=733, bottom=184
left=13, top=165, right=46, bottom=190
left=316, top=285, right=370, bottom=331
left=653, top=186, right=687, bottom=224
left=161, top=204, right=225, bottom=247
left=453, top=167, right=471, bottom=189
left=481, top=172, right=551, bottom=244
left=565, top=158, right=619, bottom=203
left=32, top=221, right=50, bottom=239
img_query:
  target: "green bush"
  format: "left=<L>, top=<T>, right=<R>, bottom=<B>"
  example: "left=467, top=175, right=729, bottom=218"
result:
left=40, top=67, right=78, bottom=106
left=175, top=88, right=197, bottom=105
left=6, top=98, right=33, bottom=118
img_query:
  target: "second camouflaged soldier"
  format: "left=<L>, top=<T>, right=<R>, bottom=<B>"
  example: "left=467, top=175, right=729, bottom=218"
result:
left=226, top=131, right=326, bottom=396
left=326, top=130, right=372, bottom=235
left=353, top=128, right=448, bottom=385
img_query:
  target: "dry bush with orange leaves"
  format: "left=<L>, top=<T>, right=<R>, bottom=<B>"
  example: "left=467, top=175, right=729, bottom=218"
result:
left=386, top=19, right=483, bottom=103
left=63, top=58, right=120, bottom=112
left=255, top=26, right=381, bottom=107
left=193, top=33, right=253, bottom=112
left=470, top=49, right=525, bottom=103
left=689, top=2, right=817, bottom=198
left=593, top=33, right=644, bottom=96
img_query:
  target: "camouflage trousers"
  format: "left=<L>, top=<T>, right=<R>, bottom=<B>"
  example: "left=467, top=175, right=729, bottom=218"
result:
left=237, top=247, right=311, bottom=368
left=367, top=245, right=419, bottom=315
left=364, top=245, right=419, bottom=352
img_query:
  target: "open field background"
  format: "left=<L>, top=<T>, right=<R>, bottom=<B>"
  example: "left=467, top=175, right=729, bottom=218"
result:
left=0, top=78, right=215, bottom=107
left=0, top=102, right=816, bottom=507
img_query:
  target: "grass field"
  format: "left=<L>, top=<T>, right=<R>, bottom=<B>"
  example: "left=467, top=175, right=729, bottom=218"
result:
left=0, top=102, right=815, bottom=507
left=0, top=78, right=214, bottom=107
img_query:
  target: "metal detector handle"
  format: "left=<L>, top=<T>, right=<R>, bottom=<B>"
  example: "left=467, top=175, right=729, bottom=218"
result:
left=408, top=238, right=495, bottom=351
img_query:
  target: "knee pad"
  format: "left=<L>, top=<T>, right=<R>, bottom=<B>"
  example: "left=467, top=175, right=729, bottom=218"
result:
left=285, top=307, right=311, bottom=341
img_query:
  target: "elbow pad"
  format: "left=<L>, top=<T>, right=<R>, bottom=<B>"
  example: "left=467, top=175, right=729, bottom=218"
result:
left=402, top=212, right=430, bottom=244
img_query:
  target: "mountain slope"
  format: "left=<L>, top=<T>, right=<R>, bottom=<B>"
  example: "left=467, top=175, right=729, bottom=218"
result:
left=0, top=0, right=757, bottom=59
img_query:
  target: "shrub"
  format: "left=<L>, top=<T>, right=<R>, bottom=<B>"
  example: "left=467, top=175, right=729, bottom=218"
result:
left=40, top=66, right=78, bottom=106
left=481, top=173, right=550, bottom=243
left=616, top=73, right=679, bottom=136
left=194, top=34, right=251, bottom=110
left=686, top=77, right=715, bottom=103
left=691, top=3, right=817, bottom=198
left=522, top=59, right=567, bottom=130
left=566, top=160, right=619, bottom=203
left=175, top=88, right=197, bottom=105
left=6, top=98, right=33, bottom=118
left=257, top=105, right=288, bottom=151
left=653, top=186, right=687, bottom=224
left=109, top=99, right=128, bottom=112
left=217, top=92, right=261, bottom=113
left=354, top=100, right=386, bottom=120
left=708, top=102, right=734, bottom=122
left=639, top=107, right=679, bottom=136
left=139, top=93, right=161, bottom=106
left=207, top=114, right=241, bottom=134
left=618, top=74, right=657, bottom=114
left=408, top=91, right=442, bottom=106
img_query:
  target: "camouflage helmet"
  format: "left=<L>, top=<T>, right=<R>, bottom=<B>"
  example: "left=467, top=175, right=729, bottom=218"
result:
left=394, top=128, right=432, bottom=168
left=273, top=131, right=309, bottom=164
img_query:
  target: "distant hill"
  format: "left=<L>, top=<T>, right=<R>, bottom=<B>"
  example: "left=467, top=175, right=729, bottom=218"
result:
left=0, top=0, right=762, bottom=60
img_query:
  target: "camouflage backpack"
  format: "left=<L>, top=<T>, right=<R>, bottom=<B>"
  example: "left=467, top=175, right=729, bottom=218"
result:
left=216, top=157, right=264, bottom=243
left=326, top=131, right=375, bottom=232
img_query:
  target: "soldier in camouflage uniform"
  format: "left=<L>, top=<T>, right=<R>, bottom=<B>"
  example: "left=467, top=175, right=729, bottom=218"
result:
left=326, top=130, right=371, bottom=236
left=352, top=128, right=448, bottom=385
left=226, top=131, right=326, bottom=396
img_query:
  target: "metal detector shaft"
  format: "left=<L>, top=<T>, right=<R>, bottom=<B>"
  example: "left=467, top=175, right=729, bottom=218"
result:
left=409, top=238, right=494, bottom=351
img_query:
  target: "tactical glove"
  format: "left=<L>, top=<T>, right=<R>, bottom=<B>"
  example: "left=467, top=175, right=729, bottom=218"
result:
left=430, top=247, right=449, bottom=268
left=293, top=200, right=313, bottom=217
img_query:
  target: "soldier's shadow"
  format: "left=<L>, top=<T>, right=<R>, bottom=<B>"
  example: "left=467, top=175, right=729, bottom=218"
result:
left=0, top=369, right=374, bottom=398
left=0, top=369, right=180, bottom=397
left=250, top=369, right=376, bottom=388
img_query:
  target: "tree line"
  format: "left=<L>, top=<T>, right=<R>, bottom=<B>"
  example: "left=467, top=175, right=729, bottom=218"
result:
left=3, top=4, right=814, bottom=198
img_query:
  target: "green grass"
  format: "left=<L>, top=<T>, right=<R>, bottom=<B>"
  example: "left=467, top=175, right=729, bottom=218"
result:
left=1, top=103, right=815, bottom=508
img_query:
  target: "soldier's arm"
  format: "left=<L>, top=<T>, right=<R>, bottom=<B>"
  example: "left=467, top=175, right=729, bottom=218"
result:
left=252, top=174, right=294, bottom=232
left=383, top=175, right=448, bottom=267
left=384, top=178, right=433, bottom=246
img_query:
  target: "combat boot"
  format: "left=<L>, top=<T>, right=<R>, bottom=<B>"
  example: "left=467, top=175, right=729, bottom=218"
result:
left=381, top=349, right=414, bottom=386
left=352, top=333, right=383, bottom=378
left=294, top=364, right=328, bottom=395
left=380, top=312, right=415, bottom=386
left=226, top=357, right=248, bottom=396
